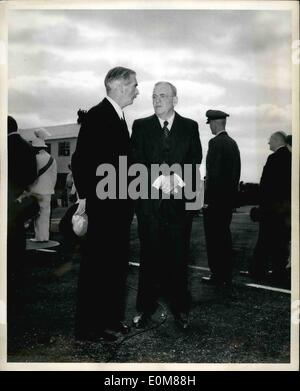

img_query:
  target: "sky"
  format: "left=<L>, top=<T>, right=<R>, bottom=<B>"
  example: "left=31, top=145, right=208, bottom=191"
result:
left=7, top=8, right=293, bottom=182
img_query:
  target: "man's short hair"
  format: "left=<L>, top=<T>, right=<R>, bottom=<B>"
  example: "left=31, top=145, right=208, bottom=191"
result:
left=8, top=116, right=18, bottom=134
left=272, top=131, right=287, bottom=143
left=154, top=81, right=177, bottom=97
left=104, top=66, right=136, bottom=93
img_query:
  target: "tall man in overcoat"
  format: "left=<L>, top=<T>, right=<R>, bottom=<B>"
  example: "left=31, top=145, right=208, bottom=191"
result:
left=72, top=67, right=139, bottom=341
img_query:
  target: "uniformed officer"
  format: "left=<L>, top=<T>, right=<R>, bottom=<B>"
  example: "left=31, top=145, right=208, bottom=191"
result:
left=203, top=110, right=241, bottom=287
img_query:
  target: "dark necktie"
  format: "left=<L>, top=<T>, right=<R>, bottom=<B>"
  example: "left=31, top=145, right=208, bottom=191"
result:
left=162, top=120, right=169, bottom=138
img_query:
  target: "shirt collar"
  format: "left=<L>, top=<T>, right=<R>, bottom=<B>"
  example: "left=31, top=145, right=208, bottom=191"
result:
left=215, top=130, right=227, bottom=137
left=275, top=145, right=286, bottom=152
left=106, top=95, right=124, bottom=120
left=157, top=112, right=175, bottom=130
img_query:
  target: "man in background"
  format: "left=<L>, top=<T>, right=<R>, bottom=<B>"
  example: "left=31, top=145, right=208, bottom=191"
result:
left=7, top=115, right=37, bottom=333
left=203, top=110, right=241, bottom=290
left=249, top=131, right=291, bottom=286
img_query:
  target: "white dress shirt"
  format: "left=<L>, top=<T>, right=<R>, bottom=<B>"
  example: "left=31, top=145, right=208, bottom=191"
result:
left=157, top=112, right=175, bottom=131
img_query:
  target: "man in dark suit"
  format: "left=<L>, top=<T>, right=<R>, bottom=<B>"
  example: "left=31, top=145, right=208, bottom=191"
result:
left=249, top=131, right=291, bottom=285
left=7, top=115, right=37, bottom=332
left=203, top=110, right=241, bottom=288
left=72, top=67, right=139, bottom=341
left=131, top=82, right=202, bottom=329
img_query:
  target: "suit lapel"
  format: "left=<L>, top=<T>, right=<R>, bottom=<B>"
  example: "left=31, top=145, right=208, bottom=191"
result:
left=151, top=114, right=164, bottom=138
left=143, top=115, right=163, bottom=160
left=148, top=112, right=184, bottom=160
left=150, top=112, right=182, bottom=142
left=149, top=114, right=164, bottom=145
left=169, top=112, right=184, bottom=152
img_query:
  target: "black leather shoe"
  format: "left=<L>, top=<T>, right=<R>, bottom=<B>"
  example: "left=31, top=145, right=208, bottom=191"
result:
left=108, top=321, right=131, bottom=335
left=132, top=312, right=150, bottom=328
left=174, top=313, right=189, bottom=330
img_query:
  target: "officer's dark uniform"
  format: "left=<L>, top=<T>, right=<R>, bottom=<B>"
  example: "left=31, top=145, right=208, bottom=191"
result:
left=203, top=110, right=241, bottom=285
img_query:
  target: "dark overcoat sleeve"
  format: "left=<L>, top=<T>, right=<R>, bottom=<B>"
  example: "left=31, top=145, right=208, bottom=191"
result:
left=259, top=149, right=291, bottom=207
left=71, top=119, right=90, bottom=200
left=131, top=120, right=148, bottom=166
left=8, top=136, right=37, bottom=197
left=184, top=122, right=202, bottom=194
left=205, top=136, right=241, bottom=206
left=204, top=138, right=222, bottom=204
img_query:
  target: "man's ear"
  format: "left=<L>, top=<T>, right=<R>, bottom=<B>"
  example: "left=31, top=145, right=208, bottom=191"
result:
left=173, top=96, right=178, bottom=106
left=115, top=80, right=124, bottom=94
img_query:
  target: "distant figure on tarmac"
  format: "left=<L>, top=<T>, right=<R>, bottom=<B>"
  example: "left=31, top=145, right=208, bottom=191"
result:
left=249, top=131, right=291, bottom=286
left=62, top=163, right=76, bottom=206
left=29, top=128, right=57, bottom=242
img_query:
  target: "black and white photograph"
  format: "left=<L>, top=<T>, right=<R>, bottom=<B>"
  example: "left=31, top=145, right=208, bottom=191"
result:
left=0, top=0, right=299, bottom=371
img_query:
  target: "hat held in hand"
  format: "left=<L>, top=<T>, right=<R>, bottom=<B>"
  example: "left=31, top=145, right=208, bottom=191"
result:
left=32, top=128, right=51, bottom=147
left=72, top=213, right=88, bottom=237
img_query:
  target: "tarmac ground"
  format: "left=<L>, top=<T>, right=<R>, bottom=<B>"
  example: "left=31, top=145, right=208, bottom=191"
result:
left=7, top=206, right=291, bottom=364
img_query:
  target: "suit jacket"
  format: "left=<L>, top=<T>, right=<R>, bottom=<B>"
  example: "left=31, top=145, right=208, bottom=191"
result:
left=131, top=112, right=202, bottom=218
left=205, top=131, right=241, bottom=207
left=8, top=133, right=37, bottom=200
left=72, top=98, right=131, bottom=218
left=259, top=146, right=291, bottom=211
left=30, top=150, right=57, bottom=195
